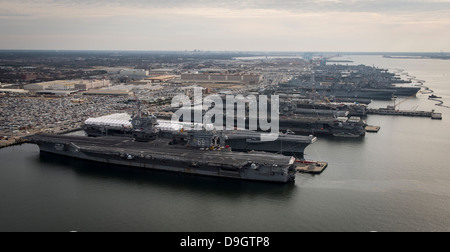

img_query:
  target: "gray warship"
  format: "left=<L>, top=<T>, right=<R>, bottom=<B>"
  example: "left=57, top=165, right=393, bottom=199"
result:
left=169, top=129, right=316, bottom=159
left=84, top=114, right=317, bottom=158
left=281, top=64, right=422, bottom=99
left=278, top=101, right=367, bottom=137
left=160, top=102, right=367, bottom=138
left=284, top=100, right=368, bottom=117
left=28, top=114, right=297, bottom=183
left=281, top=79, right=396, bottom=100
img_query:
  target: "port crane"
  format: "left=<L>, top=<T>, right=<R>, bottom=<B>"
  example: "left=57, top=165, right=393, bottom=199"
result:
left=392, top=93, right=418, bottom=110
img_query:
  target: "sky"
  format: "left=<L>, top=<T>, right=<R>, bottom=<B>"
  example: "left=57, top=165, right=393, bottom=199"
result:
left=0, top=0, right=449, bottom=52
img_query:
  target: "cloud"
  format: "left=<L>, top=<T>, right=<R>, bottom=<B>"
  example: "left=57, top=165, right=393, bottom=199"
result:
left=3, top=0, right=450, bottom=18
left=0, top=0, right=449, bottom=51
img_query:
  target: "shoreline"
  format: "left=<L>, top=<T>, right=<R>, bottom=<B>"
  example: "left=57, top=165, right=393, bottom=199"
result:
left=0, top=127, right=82, bottom=150
left=383, top=55, right=450, bottom=60
left=0, top=138, right=29, bottom=149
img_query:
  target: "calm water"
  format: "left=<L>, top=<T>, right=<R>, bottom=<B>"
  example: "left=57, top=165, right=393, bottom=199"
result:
left=1, top=55, right=450, bottom=232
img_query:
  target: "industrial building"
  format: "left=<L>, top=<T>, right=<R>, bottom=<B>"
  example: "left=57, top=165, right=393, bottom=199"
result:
left=104, top=68, right=149, bottom=77
left=0, top=89, right=29, bottom=94
left=35, top=90, right=78, bottom=96
left=74, top=80, right=111, bottom=91
left=23, top=79, right=111, bottom=92
left=149, top=69, right=176, bottom=75
left=128, top=75, right=178, bottom=85
left=0, top=83, right=16, bottom=89
left=181, top=73, right=262, bottom=85
left=146, top=75, right=178, bottom=83
left=24, top=80, right=79, bottom=91
left=119, top=69, right=148, bottom=77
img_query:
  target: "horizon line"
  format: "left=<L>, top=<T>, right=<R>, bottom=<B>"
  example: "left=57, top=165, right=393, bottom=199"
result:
left=0, top=49, right=448, bottom=54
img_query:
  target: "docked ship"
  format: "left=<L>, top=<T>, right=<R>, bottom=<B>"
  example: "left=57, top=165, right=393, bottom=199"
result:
left=284, top=100, right=368, bottom=117
left=281, top=79, right=396, bottom=100
left=282, top=64, right=422, bottom=99
left=278, top=102, right=367, bottom=137
left=384, top=86, right=422, bottom=97
left=28, top=114, right=297, bottom=183
left=279, top=115, right=367, bottom=138
left=177, top=130, right=316, bottom=159
left=159, top=106, right=367, bottom=138
left=84, top=113, right=317, bottom=158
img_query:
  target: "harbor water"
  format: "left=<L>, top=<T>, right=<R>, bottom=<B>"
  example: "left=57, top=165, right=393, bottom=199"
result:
left=1, top=55, right=450, bottom=232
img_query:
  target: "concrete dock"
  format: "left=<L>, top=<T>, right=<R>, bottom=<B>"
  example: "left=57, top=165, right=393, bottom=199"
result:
left=0, top=138, right=28, bottom=149
left=295, top=161, right=328, bottom=175
left=366, top=125, right=381, bottom=133
left=367, top=108, right=443, bottom=120
left=0, top=127, right=82, bottom=150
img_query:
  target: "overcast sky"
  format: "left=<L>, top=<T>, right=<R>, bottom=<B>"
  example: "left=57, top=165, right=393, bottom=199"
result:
left=1, top=0, right=449, bottom=52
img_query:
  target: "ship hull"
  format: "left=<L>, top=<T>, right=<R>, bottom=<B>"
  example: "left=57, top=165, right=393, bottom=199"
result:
left=280, top=84, right=395, bottom=100
left=225, top=137, right=312, bottom=159
left=389, top=87, right=421, bottom=96
left=282, top=85, right=420, bottom=98
left=308, top=89, right=394, bottom=100
left=279, top=118, right=366, bottom=138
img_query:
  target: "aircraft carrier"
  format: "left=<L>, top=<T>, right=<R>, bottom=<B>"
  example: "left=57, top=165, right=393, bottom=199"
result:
left=27, top=133, right=297, bottom=183
left=292, top=101, right=368, bottom=116
left=84, top=114, right=317, bottom=158
left=160, top=103, right=367, bottom=138
left=279, top=102, right=367, bottom=137
left=281, top=64, right=422, bottom=100
left=282, top=81, right=421, bottom=99
left=173, top=130, right=316, bottom=159
left=281, top=80, right=396, bottom=100
left=27, top=113, right=301, bottom=183
left=279, top=115, right=367, bottom=137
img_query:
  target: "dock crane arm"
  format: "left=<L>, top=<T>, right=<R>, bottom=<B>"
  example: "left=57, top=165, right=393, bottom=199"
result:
left=394, top=93, right=418, bottom=110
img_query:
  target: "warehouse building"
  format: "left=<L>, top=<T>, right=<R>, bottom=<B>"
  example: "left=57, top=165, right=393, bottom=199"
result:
left=24, top=80, right=79, bottom=91
left=74, top=80, right=111, bottom=91
left=24, top=79, right=111, bottom=92
left=146, top=75, right=178, bottom=83
left=0, top=89, right=29, bottom=94
left=35, top=90, right=78, bottom=96
left=181, top=73, right=262, bottom=85
left=119, top=69, right=149, bottom=77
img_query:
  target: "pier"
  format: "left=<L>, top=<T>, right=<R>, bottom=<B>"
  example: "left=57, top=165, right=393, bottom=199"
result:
left=0, top=137, right=29, bottom=149
left=0, top=127, right=82, bottom=150
left=367, top=108, right=442, bottom=120
left=365, top=126, right=381, bottom=133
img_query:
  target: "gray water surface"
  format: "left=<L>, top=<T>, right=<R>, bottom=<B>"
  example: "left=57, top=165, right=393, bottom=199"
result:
left=1, top=55, right=450, bottom=232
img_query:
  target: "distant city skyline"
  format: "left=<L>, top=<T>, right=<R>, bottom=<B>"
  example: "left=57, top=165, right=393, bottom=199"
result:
left=1, top=0, right=449, bottom=52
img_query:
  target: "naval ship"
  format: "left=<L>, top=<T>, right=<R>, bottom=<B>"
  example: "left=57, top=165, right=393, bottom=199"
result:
left=283, top=64, right=422, bottom=99
left=278, top=101, right=367, bottom=137
left=281, top=79, right=396, bottom=100
left=280, top=100, right=367, bottom=117
left=84, top=113, right=316, bottom=159
left=170, top=130, right=316, bottom=159
left=279, top=115, right=366, bottom=138
left=160, top=100, right=367, bottom=139
left=28, top=114, right=297, bottom=183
